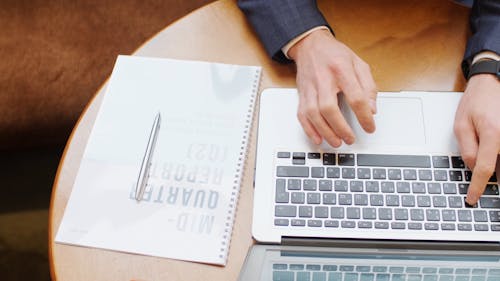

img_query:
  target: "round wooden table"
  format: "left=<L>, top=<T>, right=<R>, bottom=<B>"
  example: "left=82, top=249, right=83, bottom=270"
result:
left=49, top=0, right=469, bottom=280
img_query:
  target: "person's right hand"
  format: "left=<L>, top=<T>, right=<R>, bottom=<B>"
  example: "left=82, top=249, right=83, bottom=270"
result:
left=288, top=29, right=377, bottom=147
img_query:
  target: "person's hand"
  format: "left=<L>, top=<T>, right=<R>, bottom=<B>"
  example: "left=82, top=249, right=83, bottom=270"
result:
left=288, top=29, right=377, bottom=147
left=454, top=73, right=500, bottom=205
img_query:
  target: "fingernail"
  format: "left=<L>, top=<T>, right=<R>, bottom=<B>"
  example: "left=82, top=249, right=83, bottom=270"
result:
left=370, top=100, right=377, bottom=114
left=465, top=195, right=477, bottom=206
left=314, top=136, right=322, bottom=145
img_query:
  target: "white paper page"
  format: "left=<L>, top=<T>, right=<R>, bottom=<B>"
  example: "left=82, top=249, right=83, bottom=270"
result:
left=56, top=56, right=261, bottom=265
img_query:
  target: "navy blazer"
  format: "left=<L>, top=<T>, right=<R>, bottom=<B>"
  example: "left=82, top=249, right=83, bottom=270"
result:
left=238, top=0, right=500, bottom=74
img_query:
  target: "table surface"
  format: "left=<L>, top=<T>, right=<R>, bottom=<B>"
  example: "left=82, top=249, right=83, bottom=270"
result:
left=49, top=0, right=470, bottom=280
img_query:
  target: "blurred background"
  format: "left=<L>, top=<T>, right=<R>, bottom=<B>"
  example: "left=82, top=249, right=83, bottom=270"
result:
left=0, top=0, right=212, bottom=279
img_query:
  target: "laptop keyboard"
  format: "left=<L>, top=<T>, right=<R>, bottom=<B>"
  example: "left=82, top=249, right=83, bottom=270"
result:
left=272, top=262, right=499, bottom=281
left=274, top=152, right=500, bottom=232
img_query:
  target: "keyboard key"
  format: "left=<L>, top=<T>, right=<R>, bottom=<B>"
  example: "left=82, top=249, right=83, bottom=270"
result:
left=458, top=223, right=473, bottom=231
left=491, top=224, right=500, bottom=231
left=403, top=169, right=418, bottom=180
left=408, top=222, right=423, bottom=230
left=489, top=210, right=500, bottom=222
left=474, top=224, right=489, bottom=231
left=273, top=264, right=288, bottom=270
left=293, top=152, right=306, bottom=160
left=334, top=180, right=348, bottom=192
left=356, top=266, right=371, bottom=272
left=434, top=170, right=448, bottom=181
left=410, top=209, right=424, bottom=221
left=432, top=196, right=447, bottom=207
left=275, top=182, right=289, bottom=203
left=388, top=169, right=402, bottom=180
left=360, top=273, right=375, bottom=281
left=311, top=167, right=325, bottom=178
left=366, top=181, right=380, bottom=192
left=451, top=156, right=465, bottom=168
left=424, top=223, right=439, bottom=230
left=303, top=179, right=317, bottom=191
left=350, top=181, right=364, bottom=192
left=319, top=180, right=332, bottom=191
left=381, top=182, right=395, bottom=193
left=330, top=207, right=345, bottom=219
left=326, top=167, right=340, bottom=178
left=402, top=195, right=416, bottom=207
left=396, top=182, right=410, bottom=193
left=275, top=205, right=297, bottom=217
left=458, top=183, right=468, bottom=194
left=417, top=195, right=431, bottom=207
left=412, top=182, right=426, bottom=193
left=448, top=196, right=463, bottom=208
left=273, top=271, right=293, bottom=281
left=341, top=221, right=356, bottom=228
left=312, top=272, right=326, bottom=281
left=308, top=220, right=322, bottom=227
left=484, top=184, right=499, bottom=195
left=385, top=195, right=400, bottom=206
left=342, top=168, right=356, bottom=179
left=449, top=170, right=463, bottom=181
left=358, top=168, right=371, bottom=179
left=288, top=179, right=302, bottom=190
left=465, top=170, right=472, bottom=182
left=480, top=197, right=500, bottom=208
left=322, top=193, right=336, bottom=205
left=325, top=220, right=339, bottom=227
left=338, top=153, right=355, bottom=166
left=323, top=153, right=336, bottom=165
left=443, top=183, right=457, bottom=194
left=373, top=168, right=387, bottom=179
left=354, top=194, right=369, bottom=206
left=339, top=265, right=355, bottom=271
left=306, top=264, right=321, bottom=271
left=370, top=194, right=384, bottom=206
left=363, top=208, right=377, bottom=219
left=427, top=183, right=441, bottom=194
left=291, top=192, right=305, bottom=204
left=314, top=206, right=328, bottom=218
left=379, top=208, right=393, bottom=220
left=346, top=207, right=361, bottom=219
left=291, top=219, right=306, bottom=226
left=277, top=166, right=309, bottom=177
left=357, top=154, right=431, bottom=168
left=442, top=210, right=456, bottom=221
left=289, top=264, right=305, bottom=270
left=274, top=219, right=289, bottom=226
left=458, top=210, right=472, bottom=222
left=474, top=210, right=488, bottom=222
left=375, top=221, right=389, bottom=229
left=418, top=170, right=433, bottom=181
left=391, top=222, right=406, bottom=229
left=308, top=152, right=321, bottom=159
left=339, top=194, right=353, bottom=205
left=432, top=156, right=450, bottom=168
left=394, top=208, right=409, bottom=220
left=426, top=209, right=440, bottom=221
left=299, top=206, right=312, bottom=218
left=277, top=152, right=290, bottom=158
left=307, top=193, right=321, bottom=204
left=441, top=223, right=456, bottom=230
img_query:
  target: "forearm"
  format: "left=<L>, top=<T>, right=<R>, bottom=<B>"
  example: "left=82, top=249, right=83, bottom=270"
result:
left=237, top=0, right=332, bottom=63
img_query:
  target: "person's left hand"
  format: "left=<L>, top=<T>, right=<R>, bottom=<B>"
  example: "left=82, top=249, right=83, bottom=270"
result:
left=454, top=73, right=500, bottom=206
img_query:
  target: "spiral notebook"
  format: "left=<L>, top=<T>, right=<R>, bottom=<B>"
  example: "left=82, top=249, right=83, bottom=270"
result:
left=55, top=55, right=261, bottom=265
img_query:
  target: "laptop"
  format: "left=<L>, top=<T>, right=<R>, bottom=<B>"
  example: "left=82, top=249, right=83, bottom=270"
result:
left=238, top=88, right=500, bottom=281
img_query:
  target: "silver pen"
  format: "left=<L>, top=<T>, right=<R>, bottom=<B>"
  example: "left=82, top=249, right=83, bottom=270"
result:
left=135, top=112, right=161, bottom=202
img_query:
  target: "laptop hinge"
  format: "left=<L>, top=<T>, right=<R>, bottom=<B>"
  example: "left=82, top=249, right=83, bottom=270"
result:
left=282, top=236, right=500, bottom=251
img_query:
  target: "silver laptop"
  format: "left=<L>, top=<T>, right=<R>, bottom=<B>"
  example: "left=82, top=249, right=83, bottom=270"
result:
left=239, top=88, right=500, bottom=281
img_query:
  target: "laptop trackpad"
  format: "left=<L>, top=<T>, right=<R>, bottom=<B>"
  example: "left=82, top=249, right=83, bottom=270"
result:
left=342, top=96, right=426, bottom=146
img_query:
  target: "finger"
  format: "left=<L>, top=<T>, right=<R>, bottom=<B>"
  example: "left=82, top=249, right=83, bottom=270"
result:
left=454, top=114, right=479, bottom=170
left=316, top=81, right=355, bottom=145
left=354, top=59, right=378, bottom=115
left=496, top=155, right=500, bottom=184
left=336, top=61, right=376, bottom=133
left=302, top=89, right=342, bottom=147
left=298, top=88, right=322, bottom=144
left=466, top=137, right=499, bottom=205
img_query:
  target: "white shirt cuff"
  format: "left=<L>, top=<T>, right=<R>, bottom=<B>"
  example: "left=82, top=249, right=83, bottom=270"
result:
left=281, top=26, right=330, bottom=60
left=472, top=51, right=500, bottom=64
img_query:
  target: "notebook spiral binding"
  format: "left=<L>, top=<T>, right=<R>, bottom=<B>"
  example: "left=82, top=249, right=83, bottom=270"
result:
left=219, top=68, right=262, bottom=261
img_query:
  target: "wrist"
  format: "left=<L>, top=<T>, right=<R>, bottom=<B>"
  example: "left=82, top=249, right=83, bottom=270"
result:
left=288, top=29, right=334, bottom=61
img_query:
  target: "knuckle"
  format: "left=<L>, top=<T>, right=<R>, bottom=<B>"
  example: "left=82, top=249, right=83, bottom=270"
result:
left=318, top=101, right=335, bottom=115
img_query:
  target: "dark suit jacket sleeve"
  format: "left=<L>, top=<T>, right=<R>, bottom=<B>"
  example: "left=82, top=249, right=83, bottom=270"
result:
left=238, top=0, right=332, bottom=63
left=463, top=0, right=500, bottom=75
